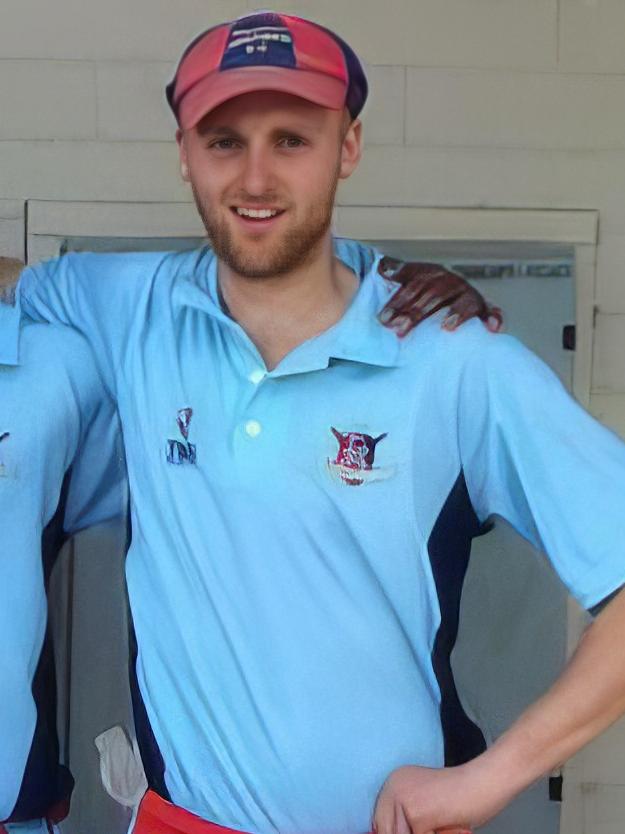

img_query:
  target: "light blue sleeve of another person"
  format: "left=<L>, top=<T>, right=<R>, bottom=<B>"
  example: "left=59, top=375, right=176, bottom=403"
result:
left=63, top=394, right=128, bottom=534
left=0, top=291, right=127, bottom=532
left=457, top=327, right=625, bottom=612
left=0, top=251, right=166, bottom=394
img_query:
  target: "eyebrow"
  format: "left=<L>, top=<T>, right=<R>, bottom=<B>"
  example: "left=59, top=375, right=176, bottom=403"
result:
left=197, top=125, right=244, bottom=139
left=197, top=123, right=322, bottom=139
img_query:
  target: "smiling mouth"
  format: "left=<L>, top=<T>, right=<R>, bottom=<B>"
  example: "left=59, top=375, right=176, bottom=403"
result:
left=231, top=207, right=286, bottom=223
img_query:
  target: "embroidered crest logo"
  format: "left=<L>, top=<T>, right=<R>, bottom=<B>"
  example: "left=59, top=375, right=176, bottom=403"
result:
left=0, top=431, right=9, bottom=478
left=327, top=427, right=392, bottom=486
left=166, top=408, right=197, bottom=465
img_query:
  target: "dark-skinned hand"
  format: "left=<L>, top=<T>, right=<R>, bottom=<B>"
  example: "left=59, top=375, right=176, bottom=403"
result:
left=376, top=256, right=503, bottom=338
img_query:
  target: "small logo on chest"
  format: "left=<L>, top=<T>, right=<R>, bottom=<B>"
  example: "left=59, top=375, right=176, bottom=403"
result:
left=166, top=408, right=197, bottom=465
left=327, top=427, right=393, bottom=486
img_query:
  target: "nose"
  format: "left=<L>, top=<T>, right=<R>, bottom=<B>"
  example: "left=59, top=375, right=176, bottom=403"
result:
left=240, top=143, right=274, bottom=197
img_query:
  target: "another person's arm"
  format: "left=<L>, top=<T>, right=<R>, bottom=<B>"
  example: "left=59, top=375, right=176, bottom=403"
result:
left=376, top=256, right=502, bottom=336
left=332, top=242, right=502, bottom=336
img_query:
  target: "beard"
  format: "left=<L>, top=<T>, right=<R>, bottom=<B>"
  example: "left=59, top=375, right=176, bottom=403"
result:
left=191, top=169, right=339, bottom=279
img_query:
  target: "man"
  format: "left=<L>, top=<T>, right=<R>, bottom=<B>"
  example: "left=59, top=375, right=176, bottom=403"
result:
left=0, top=260, right=127, bottom=833
left=4, top=10, right=625, bottom=834
left=0, top=251, right=489, bottom=834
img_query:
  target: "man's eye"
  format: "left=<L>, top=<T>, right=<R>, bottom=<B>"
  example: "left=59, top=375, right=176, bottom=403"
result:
left=279, top=136, right=305, bottom=149
left=210, top=139, right=238, bottom=150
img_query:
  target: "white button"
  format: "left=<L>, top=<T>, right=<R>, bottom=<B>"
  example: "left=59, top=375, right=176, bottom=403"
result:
left=248, top=369, right=266, bottom=385
left=244, top=420, right=262, bottom=438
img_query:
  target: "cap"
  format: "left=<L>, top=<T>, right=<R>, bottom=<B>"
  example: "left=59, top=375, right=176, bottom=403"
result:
left=166, top=10, right=368, bottom=130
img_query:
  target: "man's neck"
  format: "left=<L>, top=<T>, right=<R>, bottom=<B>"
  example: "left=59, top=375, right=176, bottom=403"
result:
left=217, top=237, right=360, bottom=371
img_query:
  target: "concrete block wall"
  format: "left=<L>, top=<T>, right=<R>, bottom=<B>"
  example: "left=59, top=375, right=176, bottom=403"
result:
left=2, top=2, right=625, bottom=831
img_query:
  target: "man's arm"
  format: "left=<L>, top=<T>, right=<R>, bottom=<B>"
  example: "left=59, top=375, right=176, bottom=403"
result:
left=374, top=327, right=625, bottom=834
left=63, top=394, right=128, bottom=535
left=374, top=588, right=625, bottom=834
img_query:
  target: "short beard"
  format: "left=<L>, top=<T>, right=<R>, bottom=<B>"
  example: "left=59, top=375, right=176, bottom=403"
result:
left=191, top=168, right=339, bottom=279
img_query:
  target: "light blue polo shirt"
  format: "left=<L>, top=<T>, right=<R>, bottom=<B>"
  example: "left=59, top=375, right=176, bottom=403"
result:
left=0, top=302, right=126, bottom=822
left=4, top=241, right=625, bottom=834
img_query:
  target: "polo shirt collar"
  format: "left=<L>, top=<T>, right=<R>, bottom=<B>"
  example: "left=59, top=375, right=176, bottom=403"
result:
left=173, top=240, right=402, bottom=375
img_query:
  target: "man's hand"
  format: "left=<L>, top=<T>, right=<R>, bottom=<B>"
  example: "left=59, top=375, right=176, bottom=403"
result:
left=374, top=589, right=625, bottom=834
left=373, top=763, right=505, bottom=834
left=376, top=257, right=503, bottom=338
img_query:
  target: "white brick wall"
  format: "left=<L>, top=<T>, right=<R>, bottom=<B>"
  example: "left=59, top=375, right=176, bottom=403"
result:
left=0, top=61, right=96, bottom=140
left=560, top=0, right=625, bottom=74
left=405, top=70, right=625, bottom=151
left=95, top=62, right=175, bottom=141
left=0, top=141, right=187, bottom=201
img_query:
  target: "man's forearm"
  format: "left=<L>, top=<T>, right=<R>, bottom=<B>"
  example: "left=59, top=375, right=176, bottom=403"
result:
left=374, top=587, right=625, bottom=834
left=470, top=586, right=625, bottom=815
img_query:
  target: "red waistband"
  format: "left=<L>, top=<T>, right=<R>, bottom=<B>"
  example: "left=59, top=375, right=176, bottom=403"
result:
left=134, top=789, right=470, bottom=834
left=134, top=791, right=253, bottom=834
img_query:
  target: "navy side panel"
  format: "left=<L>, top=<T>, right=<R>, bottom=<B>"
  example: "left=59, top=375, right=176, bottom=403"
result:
left=128, top=608, right=171, bottom=801
left=7, top=472, right=74, bottom=823
left=427, top=470, right=488, bottom=766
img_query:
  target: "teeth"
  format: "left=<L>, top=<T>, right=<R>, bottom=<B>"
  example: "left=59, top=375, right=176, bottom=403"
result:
left=236, top=207, right=279, bottom=219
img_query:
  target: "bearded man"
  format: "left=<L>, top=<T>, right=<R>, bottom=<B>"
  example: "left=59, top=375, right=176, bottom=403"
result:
left=4, top=11, right=625, bottom=834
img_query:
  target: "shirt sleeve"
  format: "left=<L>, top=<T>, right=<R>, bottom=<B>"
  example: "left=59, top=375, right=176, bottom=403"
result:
left=63, top=395, right=128, bottom=534
left=457, top=329, right=625, bottom=611
left=0, top=251, right=165, bottom=395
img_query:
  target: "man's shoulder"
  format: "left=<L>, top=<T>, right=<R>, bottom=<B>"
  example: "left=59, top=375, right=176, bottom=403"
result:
left=398, top=311, right=529, bottom=374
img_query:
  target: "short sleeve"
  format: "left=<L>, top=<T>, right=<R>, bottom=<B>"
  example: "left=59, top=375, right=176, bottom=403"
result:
left=3, top=251, right=168, bottom=395
left=458, top=332, right=625, bottom=611
left=63, top=396, right=128, bottom=534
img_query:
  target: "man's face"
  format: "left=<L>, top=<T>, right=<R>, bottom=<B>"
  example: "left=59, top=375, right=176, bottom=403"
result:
left=177, top=91, right=361, bottom=278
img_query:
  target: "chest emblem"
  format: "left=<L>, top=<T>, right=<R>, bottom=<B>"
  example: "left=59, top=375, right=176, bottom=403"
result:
left=327, top=427, right=393, bottom=486
left=0, top=431, right=10, bottom=478
left=166, top=408, right=197, bottom=465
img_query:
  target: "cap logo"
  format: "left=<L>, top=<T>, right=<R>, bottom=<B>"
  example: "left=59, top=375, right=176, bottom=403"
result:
left=228, top=27, right=292, bottom=54
left=222, top=14, right=296, bottom=70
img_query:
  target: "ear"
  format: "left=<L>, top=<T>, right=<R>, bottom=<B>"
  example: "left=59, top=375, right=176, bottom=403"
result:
left=338, top=118, right=362, bottom=180
left=176, top=128, right=190, bottom=182
left=331, top=427, right=343, bottom=442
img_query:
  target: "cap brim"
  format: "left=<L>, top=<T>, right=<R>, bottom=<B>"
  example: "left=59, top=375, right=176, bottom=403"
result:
left=177, top=66, right=346, bottom=130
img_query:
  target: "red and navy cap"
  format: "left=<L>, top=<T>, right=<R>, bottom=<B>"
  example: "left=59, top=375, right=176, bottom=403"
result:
left=166, top=11, right=368, bottom=130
